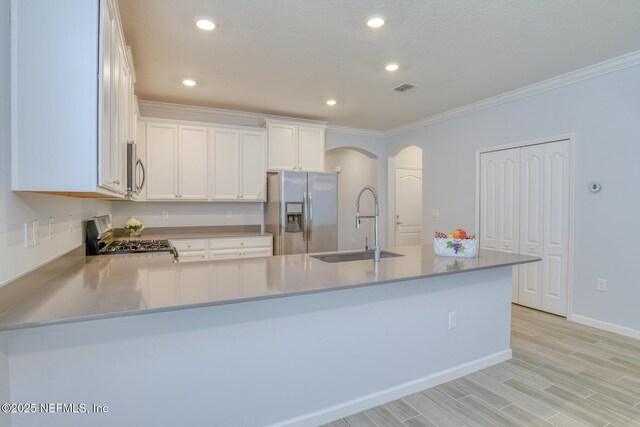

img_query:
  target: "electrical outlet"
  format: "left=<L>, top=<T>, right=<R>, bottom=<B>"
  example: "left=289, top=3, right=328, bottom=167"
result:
left=48, top=217, right=54, bottom=239
left=68, top=215, right=73, bottom=232
left=32, top=220, right=40, bottom=246
left=596, top=278, right=607, bottom=292
left=448, top=311, right=458, bottom=329
left=226, top=211, right=232, bottom=219
left=24, top=222, right=32, bottom=248
left=161, top=211, right=169, bottom=220
left=432, top=209, right=440, bottom=218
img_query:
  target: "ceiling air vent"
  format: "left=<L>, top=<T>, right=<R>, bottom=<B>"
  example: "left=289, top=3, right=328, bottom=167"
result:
left=393, top=83, right=417, bottom=92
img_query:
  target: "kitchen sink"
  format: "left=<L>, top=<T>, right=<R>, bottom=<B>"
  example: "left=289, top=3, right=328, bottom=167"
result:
left=311, top=250, right=403, bottom=263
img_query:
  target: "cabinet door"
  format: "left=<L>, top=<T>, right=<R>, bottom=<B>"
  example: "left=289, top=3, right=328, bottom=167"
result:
left=518, top=145, right=544, bottom=309
left=107, top=20, right=123, bottom=193
left=298, top=126, right=325, bottom=172
left=209, top=249, right=244, bottom=260
left=146, top=123, right=178, bottom=200
left=242, top=248, right=272, bottom=258
left=99, top=1, right=114, bottom=192
left=117, top=41, right=129, bottom=194
left=267, top=123, right=297, bottom=171
left=210, top=128, right=240, bottom=200
left=541, top=140, right=571, bottom=316
left=178, top=126, right=208, bottom=200
left=240, top=131, right=267, bottom=200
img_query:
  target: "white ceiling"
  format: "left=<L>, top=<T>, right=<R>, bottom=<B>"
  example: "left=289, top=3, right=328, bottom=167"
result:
left=119, top=0, right=640, bottom=131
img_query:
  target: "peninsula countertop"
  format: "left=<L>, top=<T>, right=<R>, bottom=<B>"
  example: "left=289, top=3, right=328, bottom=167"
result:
left=0, top=246, right=539, bottom=331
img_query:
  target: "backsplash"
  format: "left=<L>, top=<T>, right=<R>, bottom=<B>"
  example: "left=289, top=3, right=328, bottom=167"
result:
left=111, top=201, right=264, bottom=229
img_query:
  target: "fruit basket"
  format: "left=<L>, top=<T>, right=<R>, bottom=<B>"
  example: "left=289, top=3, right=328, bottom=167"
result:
left=434, top=230, right=477, bottom=258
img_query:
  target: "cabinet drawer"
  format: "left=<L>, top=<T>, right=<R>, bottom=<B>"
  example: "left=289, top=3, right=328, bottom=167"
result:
left=176, top=251, right=208, bottom=263
left=170, top=239, right=208, bottom=251
left=209, top=249, right=244, bottom=260
left=208, top=236, right=272, bottom=250
left=243, top=248, right=272, bottom=258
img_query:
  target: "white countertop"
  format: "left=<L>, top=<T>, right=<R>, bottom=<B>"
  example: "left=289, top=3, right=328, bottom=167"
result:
left=0, top=245, right=539, bottom=331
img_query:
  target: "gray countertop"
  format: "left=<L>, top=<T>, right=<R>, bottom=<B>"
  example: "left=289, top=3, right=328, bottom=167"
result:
left=0, top=246, right=539, bottom=331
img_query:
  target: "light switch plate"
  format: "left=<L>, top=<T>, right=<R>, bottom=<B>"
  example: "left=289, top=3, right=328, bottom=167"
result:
left=48, top=217, right=54, bottom=239
left=32, top=220, right=40, bottom=246
left=161, top=211, right=169, bottom=220
left=596, top=278, right=607, bottom=292
left=448, top=311, right=457, bottom=329
left=432, top=209, right=440, bottom=218
left=24, top=222, right=32, bottom=248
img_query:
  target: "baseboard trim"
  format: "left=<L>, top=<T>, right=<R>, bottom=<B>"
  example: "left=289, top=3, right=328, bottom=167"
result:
left=270, top=349, right=512, bottom=427
left=569, top=314, right=640, bottom=340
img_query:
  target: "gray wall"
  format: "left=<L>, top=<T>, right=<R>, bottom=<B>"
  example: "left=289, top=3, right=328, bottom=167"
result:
left=0, top=332, right=9, bottom=427
left=387, top=64, right=640, bottom=334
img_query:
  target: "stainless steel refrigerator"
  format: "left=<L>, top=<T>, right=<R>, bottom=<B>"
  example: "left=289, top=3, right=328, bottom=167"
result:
left=265, top=171, right=338, bottom=255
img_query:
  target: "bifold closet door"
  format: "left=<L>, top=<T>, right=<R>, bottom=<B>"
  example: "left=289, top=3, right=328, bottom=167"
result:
left=541, top=140, right=571, bottom=316
left=480, top=149, right=520, bottom=302
left=518, top=145, right=544, bottom=309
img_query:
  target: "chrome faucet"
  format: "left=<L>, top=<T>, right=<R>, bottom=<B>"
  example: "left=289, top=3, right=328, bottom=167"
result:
left=356, top=186, right=380, bottom=262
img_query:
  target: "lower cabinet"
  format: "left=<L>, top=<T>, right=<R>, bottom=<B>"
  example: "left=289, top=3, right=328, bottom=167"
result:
left=170, top=236, right=272, bottom=263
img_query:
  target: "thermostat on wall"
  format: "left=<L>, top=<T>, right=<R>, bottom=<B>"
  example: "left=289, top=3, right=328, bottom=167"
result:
left=589, top=182, right=602, bottom=193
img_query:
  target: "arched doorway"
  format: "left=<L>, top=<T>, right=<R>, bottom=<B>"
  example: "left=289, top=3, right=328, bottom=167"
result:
left=325, top=147, right=379, bottom=250
left=389, top=146, right=423, bottom=246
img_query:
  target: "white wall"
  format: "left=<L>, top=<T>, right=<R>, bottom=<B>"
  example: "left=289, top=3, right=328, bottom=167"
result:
left=387, top=64, right=640, bottom=334
left=325, top=148, right=378, bottom=250
left=111, top=201, right=263, bottom=229
left=0, top=0, right=110, bottom=287
left=325, top=130, right=387, bottom=246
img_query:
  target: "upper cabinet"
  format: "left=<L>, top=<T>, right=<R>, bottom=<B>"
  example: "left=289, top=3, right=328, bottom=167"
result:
left=11, top=0, right=135, bottom=197
left=144, top=120, right=267, bottom=202
left=263, top=120, right=326, bottom=172
left=146, top=123, right=209, bottom=201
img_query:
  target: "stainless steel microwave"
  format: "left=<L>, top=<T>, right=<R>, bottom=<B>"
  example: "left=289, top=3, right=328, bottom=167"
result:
left=126, top=142, right=146, bottom=198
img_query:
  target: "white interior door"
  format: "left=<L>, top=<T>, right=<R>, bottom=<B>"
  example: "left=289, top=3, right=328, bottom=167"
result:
left=395, top=168, right=422, bottom=246
left=542, top=140, right=571, bottom=316
left=480, top=149, right=520, bottom=301
left=518, top=145, right=544, bottom=309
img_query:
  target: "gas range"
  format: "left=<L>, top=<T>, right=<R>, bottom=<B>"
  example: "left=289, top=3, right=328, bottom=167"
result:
left=100, top=239, right=173, bottom=255
left=86, top=215, right=174, bottom=256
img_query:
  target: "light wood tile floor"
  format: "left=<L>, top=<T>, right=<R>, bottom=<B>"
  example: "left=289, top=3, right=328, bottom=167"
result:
left=323, top=304, right=640, bottom=427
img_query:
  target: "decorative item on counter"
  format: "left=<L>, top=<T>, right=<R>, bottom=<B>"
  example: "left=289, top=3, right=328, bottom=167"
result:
left=124, top=218, right=144, bottom=238
left=434, top=229, right=477, bottom=257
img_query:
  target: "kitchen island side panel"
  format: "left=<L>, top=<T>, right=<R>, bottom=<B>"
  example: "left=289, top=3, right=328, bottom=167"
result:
left=0, top=332, right=10, bottom=427
left=6, top=267, right=512, bottom=427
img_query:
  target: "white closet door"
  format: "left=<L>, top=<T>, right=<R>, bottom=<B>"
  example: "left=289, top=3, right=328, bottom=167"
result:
left=542, top=140, right=571, bottom=315
left=518, top=145, right=544, bottom=309
left=498, top=149, right=521, bottom=301
left=480, top=152, right=500, bottom=251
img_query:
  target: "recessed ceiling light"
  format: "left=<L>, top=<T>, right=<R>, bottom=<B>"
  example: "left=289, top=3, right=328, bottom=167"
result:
left=195, top=17, right=216, bottom=31
left=385, top=63, right=399, bottom=72
left=366, top=15, right=386, bottom=28
left=182, top=79, right=197, bottom=87
left=326, top=99, right=337, bottom=106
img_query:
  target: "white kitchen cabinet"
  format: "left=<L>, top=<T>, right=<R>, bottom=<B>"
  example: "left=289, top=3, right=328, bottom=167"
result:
left=479, top=139, right=572, bottom=316
left=172, top=236, right=272, bottom=263
left=178, top=126, right=209, bottom=200
left=263, top=120, right=326, bottom=172
left=210, top=128, right=267, bottom=201
left=146, top=123, right=208, bottom=200
left=11, top=0, right=134, bottom=197
left=146, top=123, right=178, bottom=200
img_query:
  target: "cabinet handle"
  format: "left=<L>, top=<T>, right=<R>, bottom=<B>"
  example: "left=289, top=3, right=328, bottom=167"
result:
left=111, top=179, right=120, bottom=185
left=529, top=246, right=535, bottom=251
left=240, top=242, right=244, bottom=245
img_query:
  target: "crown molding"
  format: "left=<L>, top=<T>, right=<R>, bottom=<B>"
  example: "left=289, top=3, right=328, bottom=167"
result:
left=138, top=100, right=327, bottom=127
left=326, top=125, right=384, bottom=138
left=385, top=50, right=640, bottom=137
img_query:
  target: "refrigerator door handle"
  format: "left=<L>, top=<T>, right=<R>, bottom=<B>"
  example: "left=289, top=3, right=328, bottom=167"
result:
left=308, top=192, right=313, bottom=241
left=303, top=192, right=308, bottom=242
